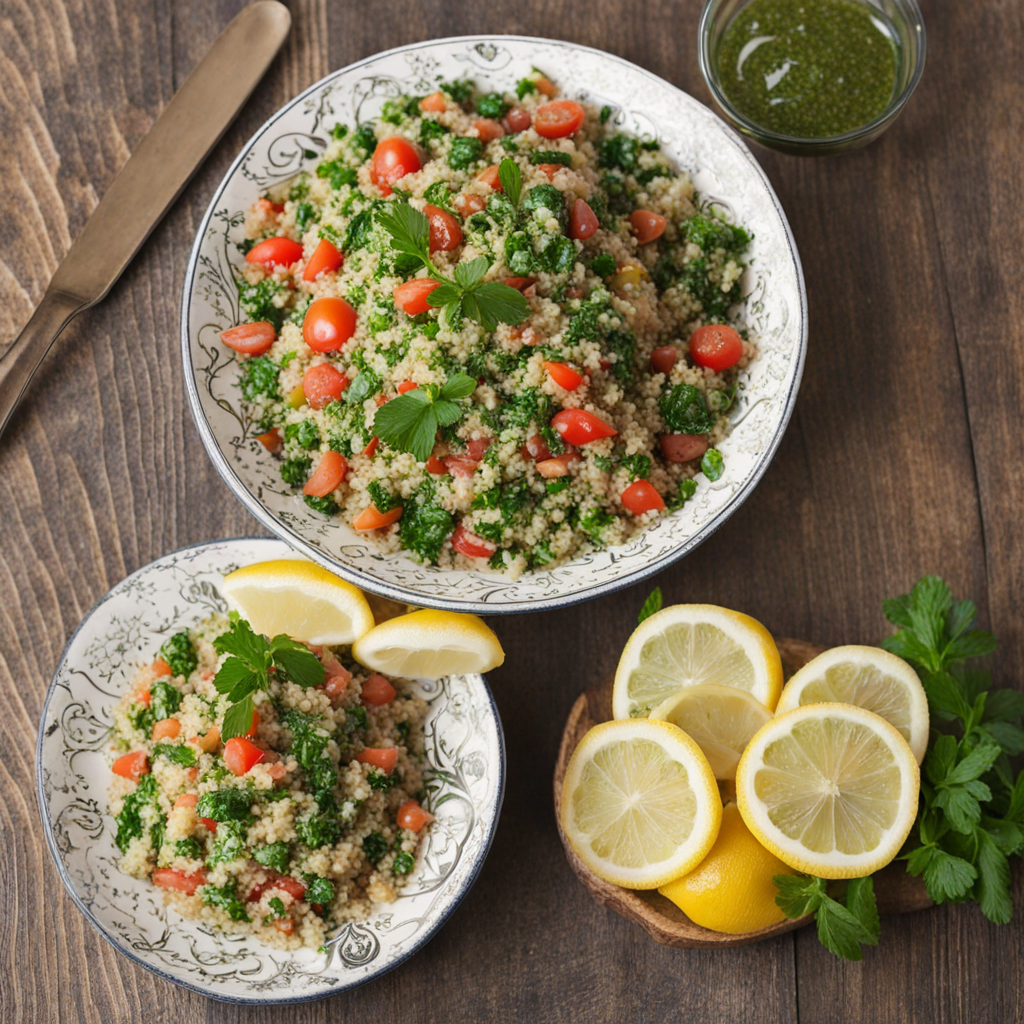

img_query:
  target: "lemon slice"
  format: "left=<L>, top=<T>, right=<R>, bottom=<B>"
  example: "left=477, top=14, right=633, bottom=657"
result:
left=352, top=609, right=504, bottom=678
left=612, top=605, right=783, bottom=720
left=736, top=703, right=920, bottom=879
left=560, top=719, right=722, bottom=889
left=774, top=645, right=929, bottom=763
left=222, top=560, right=374, bottom=645
left=650, top=683, right=773, bottom=780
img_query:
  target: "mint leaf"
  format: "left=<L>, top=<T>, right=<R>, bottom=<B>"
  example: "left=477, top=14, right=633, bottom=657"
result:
left=453, top=256, right=488, bottom=289
left=214, top=616, right=269, bottom=668
left=498, top=157, right=522, bottom=206
left=426, top=282, right=461, bottom=307
left=374, top=387, right=438, bottom=462
left=469, top=282, right=530, bottom=328
left=844, top=876, right=880, bottom=941
left=975, top=830, right=1013, bottom=923
left=775, top=874, right=878, bottom=961
left=222, top=694, right=256, bottom=741
left=638, top=587, right=663, bottom=624
left=213, top=657, right=260, bottom=696
left=270, top=636, right=325, bottom=689
left=439, top=372, right=477, bottom=401
left=377, top=202, right=429, bottom=261
left=773, top=873, right=825, bottom=918
left=815, top=899, right=875, bottom=961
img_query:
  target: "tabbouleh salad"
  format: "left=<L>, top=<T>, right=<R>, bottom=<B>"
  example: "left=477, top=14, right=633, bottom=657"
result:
left=222, top=70, right=755, bottom=579
left=108, top=615, right=433, bottom=950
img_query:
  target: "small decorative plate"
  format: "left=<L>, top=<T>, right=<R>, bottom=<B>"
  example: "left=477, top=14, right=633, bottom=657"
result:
left=181, top=36, right=807, bottom=613
left=36, top=537, right=505, bottom=1004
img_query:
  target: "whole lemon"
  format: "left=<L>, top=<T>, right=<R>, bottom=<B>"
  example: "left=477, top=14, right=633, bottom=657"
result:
left=658, top=803, right=797, bottom=934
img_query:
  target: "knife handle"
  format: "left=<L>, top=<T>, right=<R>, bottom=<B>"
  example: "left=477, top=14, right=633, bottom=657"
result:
left=0, top=290, right=86, bottom=437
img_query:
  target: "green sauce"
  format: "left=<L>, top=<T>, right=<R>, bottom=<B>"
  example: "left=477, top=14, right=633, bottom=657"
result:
left=716, top=0, right=899, bottom=138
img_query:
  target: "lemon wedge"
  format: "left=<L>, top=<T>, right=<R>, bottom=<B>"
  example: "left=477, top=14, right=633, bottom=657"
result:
left=352, top=609, right=504, bottom=678
left=650, top=683, right=773, bottom=780
left=221, top=560, right=374, bottom=645
left=560, top=719, right=722, bottom=889
left=774, top=645, right=929, bottom=763
left=612, top=604, right=783, bottom=720
left=736, top=703, right=920, bottom=879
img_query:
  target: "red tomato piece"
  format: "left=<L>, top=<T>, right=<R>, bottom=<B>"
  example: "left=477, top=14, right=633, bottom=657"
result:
left=323, top=666, right=353, bottom=706
left=455, top=193, right=487, bottom=216
left=303, top=451, right=348, bottom=497
left=419, top=92, right=447, bottom=113
left=504, top=106, right=532, bottom=132
left=246, top=708, right=260, bottom=739
left=362, top=673, right=398, bottom=707
left=534, top=100, right=585, bottom=139
left=352, top=504, right=403, bottom=530
left=465, top=437, right=492, bottom=460
left=303, top=296, right=357, bottom=352
left=424, top=204, right=463, bottom=253
left=173, top=792, right=198, bottom=809
left=152, top=718, right=180, bottom=742
left=393, top=278, right=442, bottom=316
left=223, top=737, right=266, bottom=777
left=272, top=876, right=306, bottom=900
left=650, top=346, right=678, bottom=375
left=199, top=817, right=218, bottom=833
left=502, top=276, right=537, bottom=292
left=355, top=747, right=399, bottom=773
left=621, top=480, right=666, bottom=515
left=520, top=433, right=552, bottom=462
left=535, top=75, right=558, bottom=97
left=396, top=799, right=435, bottom=832
left=152, top=868, right=207, bottom=896
left=543, top=361, right=584, bottom=390
left=302, top=238, right=344, bottom=282
left=551, top=409, right=618, bottom=446
left=362, top=435, right=380, bottom=458
left=659, top=433, right=709, bottom=463
left=220, top=321, right=276, bottom=356
left=443, top=455, right=479, bottom=478
left=451, top=521, right=497, bottom=559
left=275, top=918, right=295, bottom=935
left=425, top=455, right=448, bottom=475
left=302, top=363, right=348, bottom=409
left=397, top=380, right=418, bottom=394
left=689, top=324, right=744, bottom=372
left=474, top=118, right=505, bottom=142
left=476, top=164, right=502, bottom=190
left=370, top=137, right=422, bottom=196
left=629, top=209, right=667, bottom=244
left=151, top=658, right=172, bottom=678
left=536, top=453, right=581, bottom=478
left=256, top=428, right=283, bottom=454
left=536, top=163, right=563, bottom=180
left=569, top=199, right=599, bottom=240
left=245, top=237, right=303, bottom=268
left=112, top=751, right=149, bottom=781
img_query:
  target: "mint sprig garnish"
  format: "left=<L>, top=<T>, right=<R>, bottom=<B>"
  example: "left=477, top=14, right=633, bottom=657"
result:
left=373, top=372, right=477, bottom=462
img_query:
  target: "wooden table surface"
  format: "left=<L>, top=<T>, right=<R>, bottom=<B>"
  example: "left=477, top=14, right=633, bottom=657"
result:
left=2, top=1, right=1022, bottom=1021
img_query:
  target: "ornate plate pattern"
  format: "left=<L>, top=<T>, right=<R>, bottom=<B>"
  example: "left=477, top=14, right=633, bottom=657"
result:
left=36, top=538, right=505, bottom=1004
left=181, top=37, right=807, bottom=613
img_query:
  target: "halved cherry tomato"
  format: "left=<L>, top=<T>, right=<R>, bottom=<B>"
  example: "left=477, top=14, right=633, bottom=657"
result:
left=543, top=361, right=584, bottom=390
left=419, top=92, right=447, bottom=113
left=112, top=751, right=149, bottom=781
left=303, top=296, right=357, bottom=352
left=370, top=137, right=422, bottom=196
left=476, top=164, right=502, bottom=190
left=302, top=363, right=348, bottom=409
left=355, top=747, right=399, bottom=773
left=396, top=799, right=435, bottom=832
left=302, top=238, right=344, bottom=281
left=629, top=209, right=667, bottom=244
left=520, top=433, right=552, bottom=462
left=245, top=237, right=303, bottom=267
left=303, top=451, right=347, bottom=497
left=425, top=455, right=447, bottom=475
left=362, top=673, right=397, bottom=706
left=424, top=204, right=463, bottom=253
left=223, top=736, right=266, bottom=776
left=220, top=321, right=276, bottom=356
left=536, top=453, right=581, bottom=478
left=362, top=436, right=380, bottom=459
left=569, top=199, right=599, bottom=240
left=455, top=193, right=487, bottom=216
left=659, top=433, right=709, bottom=463
left=621, top=480, right=666, bottom=515
left=397, top=380, right=419, bottom=395
left=352, top=504, right=403, bottom=530
left=173, top=793, right=198, bottom=809
left=502, top=276, right=537, bottom=292
left=689, top=324, right=744, bottom=372
left=534, top=100, right=585, bottom=139
left=551, top=409, right=618, bottom=446
left=536, top=164, right=563, bottom=180
left=451, top=522, right=497, bottom=559
left=152, top=718, right=180, bottom=742
left=152, top=868, right=207, bottom=895
left=151, top=658, right=172, bottom=678
left=504, top=106, right=532, bottom=132
left=257, top=428, right=283, bottom=454
left=474, top=118, right=505, bottom=142
left=393, top=278, right=442, bottom=316
left=650, top=346, right=678, bottom=375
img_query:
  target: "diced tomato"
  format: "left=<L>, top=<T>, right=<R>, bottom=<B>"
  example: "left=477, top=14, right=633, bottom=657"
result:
left=535, top=75, right=558, bottom=97
left=151, top=658, right=172, bottom=678
left=659, top=433, right=709, bottom=463
left=504, top=106, right=532, bottom=132
left=454, top=193, right=487, bottom=216
left=451, top=522, right=497, bottom=559
left=174, top=792, right=198, bottom=809
left=534, top=100, right=585, bottom=139
left=303, top=296, right=357, bottom=352
left=254, top=197, right=284, bottom=217
left=621, top=480, right=666, bottom=515
left=476, top=164, right=502, bottom=190
left=245, top=237, right=303, bottom=268
left=152, top=868, right=207, bottom=895
left=275, top=918, right=295, bottom=935
left=474, top=118, right=505, bottom=142
left=629, top=209, right=667, bottom=244
left=352, top=504, right=403, bottom=530
left=394, top=278, right=442, bottom=316
left=466, top=436, right=492, bottom=460
left=136, top=688, right=152, bottom=707
left=651, top=347, right=678, bottom=375
left=362, top=673, right=397, bottom=706
left=370, top=137, right=422, bottom=196
left=419, top=91, right=447, bottom=113
left=543, top=361, right=583, bottom=390
left=220, top=321, right=276, bottom=356
left=444, top=454, right=479, bottom=478
left=424, top=204, right=463, bottom=252
left=224, top=737, right=266, bottom=777
left=362, top=436, right=380, bottom=459
left=551, top=409, right=618, bottom=446
left=502, top=276, right=537, bottom=292
left=199, top=817, right=217, bottom=833
left=302, top=363, right=348, bottom=409
left=256, top=428, right=283, bottom=454
left=569, top=199, right=599, bottom=240
left=272, top=876, right=306, bottom=900
left=152, top=717, right=180, bottom=742
left=536, top=453, right=581, bottom=478
left=425, top=455, right=447, bottom=475
left=268, top=762, right=287, bottom=780
left=689, top=324, right=744, bottom=372
left=396, top=799, right=435, bottom=832
left=520, top=433, right=552, bottom=462
left=112, top=751, right=149, bottom=781
left=536, top=164, right=563, bottom=180
left=194, top=725, right=221, bottom=754
left=302, top=238, right=344, bottom=281
left=397, top=380, right=419, bottom=394
left=323, top=663, right=353, bottom=706
left=246, top=708, right=260, bottom=739
left=303, top=451, right=348, bottom=497
left=355, top=747, right=399, bottom=773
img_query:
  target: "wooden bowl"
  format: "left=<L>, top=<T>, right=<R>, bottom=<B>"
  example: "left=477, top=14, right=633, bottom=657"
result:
left=553, top=638, right=932, bottom=947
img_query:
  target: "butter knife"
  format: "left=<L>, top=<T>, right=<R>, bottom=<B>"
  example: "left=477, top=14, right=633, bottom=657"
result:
left=0, top=0, right=291, bottom=439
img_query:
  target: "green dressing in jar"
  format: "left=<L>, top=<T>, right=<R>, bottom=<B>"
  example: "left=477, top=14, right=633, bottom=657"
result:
left=716, top=0, right=899, bottom=138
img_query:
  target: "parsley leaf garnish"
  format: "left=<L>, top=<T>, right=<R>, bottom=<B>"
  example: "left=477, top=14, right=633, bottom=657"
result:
left=638, top=587, right=662, bottom=624
left=498, top=157, right=522, bottom=207
left=774, top=874, right=880, bottom=961
left=373, top=372, right=477, bottom=462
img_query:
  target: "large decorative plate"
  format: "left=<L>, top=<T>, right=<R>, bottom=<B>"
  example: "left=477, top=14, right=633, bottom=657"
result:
left=181, top=36, right=807, bottom=613
left=36, top=537, right=505, bottom=1004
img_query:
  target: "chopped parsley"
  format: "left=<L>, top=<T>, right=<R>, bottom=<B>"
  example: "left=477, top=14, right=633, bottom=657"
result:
left=159, top=632, right=197, bottom=678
